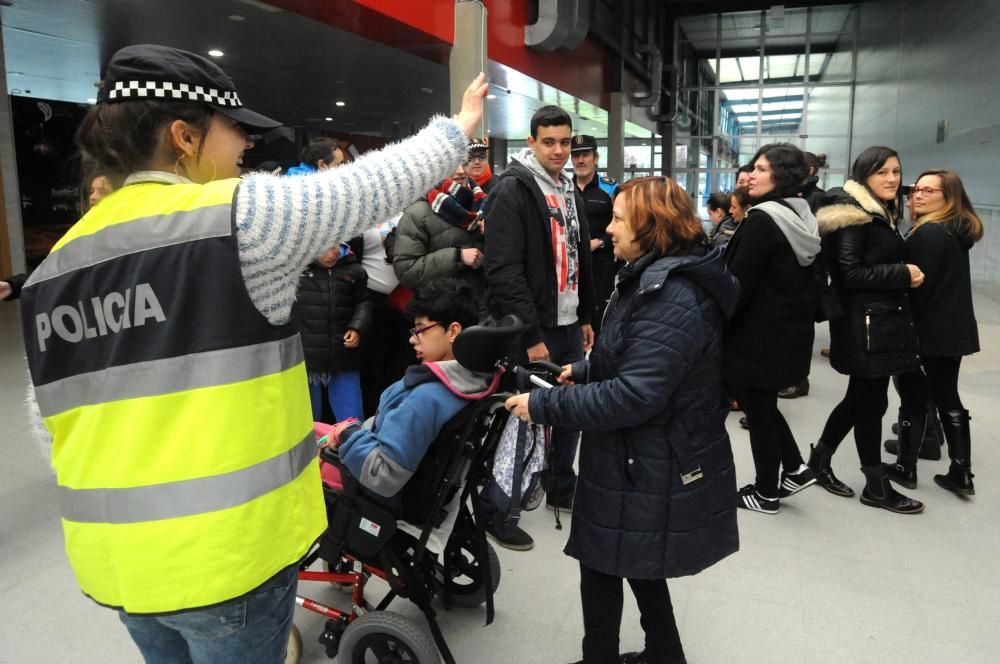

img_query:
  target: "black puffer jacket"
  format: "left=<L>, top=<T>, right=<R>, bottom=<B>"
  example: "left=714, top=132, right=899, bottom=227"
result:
left=816, top=180, right=921, bottom=378
left=293, top=253, right=373, bottom=374
left=528, top=247, right=740, bottom=579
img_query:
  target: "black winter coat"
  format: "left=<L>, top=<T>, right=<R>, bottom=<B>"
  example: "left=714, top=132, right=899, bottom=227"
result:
left=483, top=161, right=594, bottom=347
left=723, top=203, right=817, bottom=390
left=906, top=220, right=980, bottom=357
left=816, top=180, right=921, bottom=377
left=528, top=248, right=740, bottom=579
left=293, top=254, right=373, bottom=374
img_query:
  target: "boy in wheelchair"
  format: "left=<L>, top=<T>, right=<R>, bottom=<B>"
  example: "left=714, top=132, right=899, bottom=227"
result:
left=330, top=277, right=502, bottom=498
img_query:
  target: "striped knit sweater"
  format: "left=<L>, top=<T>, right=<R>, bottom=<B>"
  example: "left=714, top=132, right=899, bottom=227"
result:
left=26, top=115, right=468, bottom=453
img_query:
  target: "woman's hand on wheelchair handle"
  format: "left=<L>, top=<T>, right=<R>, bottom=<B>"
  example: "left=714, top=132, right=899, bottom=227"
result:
left=505, top=393, right=532, bottom=423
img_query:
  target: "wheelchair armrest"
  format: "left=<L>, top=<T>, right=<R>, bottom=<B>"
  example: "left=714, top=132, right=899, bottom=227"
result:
left=319, top=444, right=342, bottom=466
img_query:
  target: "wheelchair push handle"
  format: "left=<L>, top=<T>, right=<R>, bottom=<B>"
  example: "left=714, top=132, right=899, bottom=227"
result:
left=514, top=360, right=564, bottom=391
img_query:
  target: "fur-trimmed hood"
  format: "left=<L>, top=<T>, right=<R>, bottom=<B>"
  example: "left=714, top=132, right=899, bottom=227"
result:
left=816, top=179, right=894, bottom=236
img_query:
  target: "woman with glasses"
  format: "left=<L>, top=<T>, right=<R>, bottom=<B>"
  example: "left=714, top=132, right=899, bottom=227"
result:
left=810, top=146, right=926, bottom=513
left=724, top=143, right=823, bottom=514
left=886, top=171, right=983, bottom=495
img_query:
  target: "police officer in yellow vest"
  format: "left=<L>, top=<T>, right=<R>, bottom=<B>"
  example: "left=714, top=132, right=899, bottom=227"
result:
left=20, top=45, right=486, bottom=663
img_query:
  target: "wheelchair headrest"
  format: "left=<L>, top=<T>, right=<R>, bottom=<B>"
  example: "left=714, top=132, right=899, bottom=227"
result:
left=453, top=315, right=527, bottom=373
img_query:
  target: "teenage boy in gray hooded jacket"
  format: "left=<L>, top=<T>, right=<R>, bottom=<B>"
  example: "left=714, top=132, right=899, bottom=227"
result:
left=482, top=105, right=595, bottom=550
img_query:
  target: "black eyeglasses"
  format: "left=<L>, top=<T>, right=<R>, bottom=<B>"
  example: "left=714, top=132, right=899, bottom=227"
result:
left=409, top=322, right=443, bottom=338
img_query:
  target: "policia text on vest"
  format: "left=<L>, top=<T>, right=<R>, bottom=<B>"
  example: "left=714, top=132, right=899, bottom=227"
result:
left=33, top=283, right=166, bottom=352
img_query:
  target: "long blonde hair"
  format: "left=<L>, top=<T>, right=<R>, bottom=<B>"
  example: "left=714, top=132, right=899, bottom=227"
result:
left=911, top=169, right=983, bottom=245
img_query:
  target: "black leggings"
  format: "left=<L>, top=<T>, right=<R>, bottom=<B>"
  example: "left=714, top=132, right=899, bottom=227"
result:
left=897, top=356, right=964, bottom=414
left=734, top=384, right=806, bottom=498
left=579, top=564, right=684, bottom=664
left=820, top=374, right=924, bottom=466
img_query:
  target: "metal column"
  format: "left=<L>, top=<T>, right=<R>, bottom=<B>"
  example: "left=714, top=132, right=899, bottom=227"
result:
left=450, top=0, right=488, bottom=139
left=0, top=23, right=25, bottom=275
left=608, top=92, right=625, bottom=183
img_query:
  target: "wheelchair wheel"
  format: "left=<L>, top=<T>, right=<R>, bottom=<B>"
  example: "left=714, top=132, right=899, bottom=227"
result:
left=433, top=541, right=501, bottom=609
left=338, top=611, right=440, bottom=663
left=284, top=624, right=302, bottom=664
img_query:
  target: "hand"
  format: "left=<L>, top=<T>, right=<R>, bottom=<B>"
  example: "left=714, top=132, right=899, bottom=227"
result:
left=344, top=329, right=360, bottom=347
left=557, top=364, right=575, bottom=385
left=329, top=417, right=361, bottom=446
left=461, top=247, right=484, bottom=268
left=527, top=341, right=549, bottom=362
left=580, top=324, right=595, bottom=352
left=454, top=72, right=489, bottom=138
left=0, top=281, right=10, bottom=301
left=590, top=238, right=603, bottom=252
left=906, top=263, right=925, bottom=288
left=505, top=393, right=532, bottom=423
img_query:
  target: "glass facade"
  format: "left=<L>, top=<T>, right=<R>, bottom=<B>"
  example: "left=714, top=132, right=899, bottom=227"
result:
left=674, top=5, right=858, bottom=217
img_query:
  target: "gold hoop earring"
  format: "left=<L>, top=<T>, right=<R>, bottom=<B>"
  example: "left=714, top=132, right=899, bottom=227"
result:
left=203, top=154, right=218, bottom=183
left=174, top=154, right=187, bottom=179
left=173, top=153, right=217, bottom=183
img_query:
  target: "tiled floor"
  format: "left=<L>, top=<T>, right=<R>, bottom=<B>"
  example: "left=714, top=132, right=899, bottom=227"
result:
left=1, top=291, right=998, bottom=664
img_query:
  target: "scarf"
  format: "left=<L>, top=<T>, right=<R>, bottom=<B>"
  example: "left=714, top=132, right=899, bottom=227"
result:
left=427, top=178, right=487, bottom=232
left=472, top=163, right=493, bottom=187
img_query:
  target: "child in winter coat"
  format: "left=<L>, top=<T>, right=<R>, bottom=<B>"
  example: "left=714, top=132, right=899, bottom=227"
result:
left=293, top=243, right=373, bottom=422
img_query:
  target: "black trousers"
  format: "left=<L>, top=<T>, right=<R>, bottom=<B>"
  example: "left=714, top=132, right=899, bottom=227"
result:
left=733, top=384, right=806, bottom=498
left=897, top=356, right=964, bottom=414
left=359, top=291, right=415, bottom=418
left=821, top=373, right=929, bottom=465
left=579, top=563, right=684, bottom=664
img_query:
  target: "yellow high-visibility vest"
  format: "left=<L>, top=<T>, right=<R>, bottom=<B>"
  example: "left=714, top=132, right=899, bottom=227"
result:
left=22, top=178, right=326, bottom=614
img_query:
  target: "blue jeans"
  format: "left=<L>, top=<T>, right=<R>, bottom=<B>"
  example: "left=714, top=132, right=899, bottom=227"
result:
left=119, top=563, right=298, bottom=664
left=308, top=370, right=363, bottom=423
left=543, top=325, right=584, bottom=496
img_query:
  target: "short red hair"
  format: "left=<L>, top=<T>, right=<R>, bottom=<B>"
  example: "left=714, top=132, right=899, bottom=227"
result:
left=618, top=177, right=706, bottom=256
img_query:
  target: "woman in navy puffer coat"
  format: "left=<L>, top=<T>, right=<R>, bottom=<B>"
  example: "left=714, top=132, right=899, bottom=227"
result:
left=506, top=177, right=740, bottom=664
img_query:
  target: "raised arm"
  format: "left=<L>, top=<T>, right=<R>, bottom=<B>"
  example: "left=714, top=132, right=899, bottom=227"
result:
left=236, top=74, right=487, bottom=324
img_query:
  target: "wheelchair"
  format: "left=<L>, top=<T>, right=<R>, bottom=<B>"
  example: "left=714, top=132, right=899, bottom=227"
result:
left=288, top=316, right=562, bottom=664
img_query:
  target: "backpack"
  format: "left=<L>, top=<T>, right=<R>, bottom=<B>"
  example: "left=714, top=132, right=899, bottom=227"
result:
left=488, top=415, right=548, bottom=524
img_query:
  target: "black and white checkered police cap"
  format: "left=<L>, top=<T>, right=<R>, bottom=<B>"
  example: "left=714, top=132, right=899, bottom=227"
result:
left=96, top=44, right=280, bottom=130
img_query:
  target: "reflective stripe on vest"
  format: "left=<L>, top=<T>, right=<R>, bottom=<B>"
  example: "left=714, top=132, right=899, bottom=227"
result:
left=22, top=179, right=326, bottom=614
left=59, top=432, right=316, bottom=524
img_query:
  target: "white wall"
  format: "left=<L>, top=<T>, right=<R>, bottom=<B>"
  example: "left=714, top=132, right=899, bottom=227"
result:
left=852, top=0, right=1000, bottom=292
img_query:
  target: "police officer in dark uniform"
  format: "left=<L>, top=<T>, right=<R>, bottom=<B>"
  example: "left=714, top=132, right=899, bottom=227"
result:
left=571, top=134, right=619, bottom=334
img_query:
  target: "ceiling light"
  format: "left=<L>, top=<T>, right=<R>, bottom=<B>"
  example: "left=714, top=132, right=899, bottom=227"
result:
left=486, top=94, right=497, bottom=100
left=228, top=14, right=245, bottom=21
left=325, top=117, right=333, bottom=121
left=335, top=101, right=346, bottom=107
left=208, top=49, right=224, bottom=57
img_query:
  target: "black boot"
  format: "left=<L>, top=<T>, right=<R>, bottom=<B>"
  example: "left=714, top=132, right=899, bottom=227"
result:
left=921, top=403, right=944, bottom=460
left=807, top=441, right=854, bottom=497
left=934, top=409, right=975, bottom=496
left=860, top=464, right=924, bottom=514
left=885, top=412, right=924, bottom=489
left=884, top=406, right=942, bottom=460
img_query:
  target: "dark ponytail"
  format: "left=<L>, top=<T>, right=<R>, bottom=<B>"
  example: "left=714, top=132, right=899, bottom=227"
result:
left=75, top=99, right=213, bottom=182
